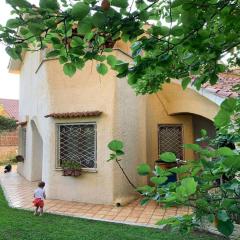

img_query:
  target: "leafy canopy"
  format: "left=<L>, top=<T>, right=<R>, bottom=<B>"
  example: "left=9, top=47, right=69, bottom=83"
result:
left=1, top=0, right=240, bottom=94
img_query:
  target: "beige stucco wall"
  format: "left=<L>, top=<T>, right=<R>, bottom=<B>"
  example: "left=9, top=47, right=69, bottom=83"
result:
left=146, top=82, right=219, bottom=169
left=18, top=45, right=149, bottom=205
left=45, top=59, right=116, bottom=204
left=111, top=45, right=148, bottom=205
left=161, top=83, right=219, bottom=120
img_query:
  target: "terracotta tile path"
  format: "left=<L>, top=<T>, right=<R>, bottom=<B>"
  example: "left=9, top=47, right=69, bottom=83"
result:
left=0, top=166, right=190, bottom=227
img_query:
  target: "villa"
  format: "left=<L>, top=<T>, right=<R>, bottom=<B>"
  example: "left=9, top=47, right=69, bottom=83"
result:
left=8, top=41, right=239, bottom=205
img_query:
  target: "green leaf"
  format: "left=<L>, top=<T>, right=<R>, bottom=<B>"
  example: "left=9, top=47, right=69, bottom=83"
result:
left=217, top=210, right=229, bottom=222
left=46, top=50, right=60, bottom=58
left=96, top=36, right=105, bottom=46
left=181, top=77, right=191, bottom=90
left=136, top=185, right=155, bottom=193
left=108, top=140, right=124, bottom=151
left=70, top=36, right=84, bottom=48
left=171, top=26, right=184, bottom=36
left=223, top=156, right=240, bottom=169
left=75, top=59, right=85, bottom=70
left=116, top=149, right=125, bottom=156
left=184, top=144, right=202, bottom=152
left=214, top=110, right=231, bottom=128
left=221, top=98, right=237, bottom=113
left=19, top=27, right=29, bottom=36
left=6, top=0, right=31, bottom=8
left=200, top=129, right=207, bottom=137
left=172, top=0, right=184, bottom=8
left=107, top=55, right=117, bottom=67
left=170, top=165, right=190, bottom=174
left=107, top=153, right=117, bottom=162
left=71, top=2, right=90, bottom=20
left=84, top=32, right=95, bottom=41
left=137, top=163, right=151, bottom=176
left=217, top=147, right=235, bottom=157
left=150, top=176, right=168, bottom=185
left=94, top=55, right=106, bottom=62
left=111, top=0, right=128, bottom=8
left=28, top=22, right=44, bottom=35
left=59, top=56, right=68, bottom=64
left=154, top=165, right=172, bottom=177
left=77, top=18, right=92, bottom=34
left=216, top=220, right=234, bottom=237
left=140, top=198, right=150, bottom=206
left=40, top=0, right=59, bottom=11
left=127, top=72, right=138, bottom=85
left=63, top=63, right=76, bottom=77
left=92, top=12, right=107, bottom=27
left=6, top=47, right=19, bottom=60
left=50, top=37, right=61, bottom=45
left=208, top=214, right=215, bottom=223
left=6, top=19, right=21, bottom=29
left=97, top=63, right=108, bottom=75
left=181, top=177, right=197, bottom=196
left=114, top=62, right=129, bottom=74
left=160, top=152, right=176, bottom=162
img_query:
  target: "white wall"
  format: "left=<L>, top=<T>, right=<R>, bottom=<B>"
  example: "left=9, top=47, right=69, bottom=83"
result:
left=18, top=51, right=49, bottom=182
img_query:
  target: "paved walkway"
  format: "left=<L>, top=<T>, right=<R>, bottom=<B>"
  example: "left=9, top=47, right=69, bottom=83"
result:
left=0, top=166, right=190, bottom=227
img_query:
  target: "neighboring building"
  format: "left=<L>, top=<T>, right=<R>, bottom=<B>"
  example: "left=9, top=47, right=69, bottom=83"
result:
left=8, top=41, right=239, bottom=205
left=0, top=98, right=19, bottom=161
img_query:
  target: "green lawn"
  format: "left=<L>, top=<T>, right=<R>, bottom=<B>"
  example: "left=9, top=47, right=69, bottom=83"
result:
left=0, top=187, right=223, bottom=240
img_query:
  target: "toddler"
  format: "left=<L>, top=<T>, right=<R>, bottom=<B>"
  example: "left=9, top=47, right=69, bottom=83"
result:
left=33, top=181, right=46, bottom=216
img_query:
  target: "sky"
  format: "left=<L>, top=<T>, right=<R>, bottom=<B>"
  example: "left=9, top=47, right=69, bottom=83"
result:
left=0, top=0, right=39, bottom=100
left=0, top=1, right=20, bottom=100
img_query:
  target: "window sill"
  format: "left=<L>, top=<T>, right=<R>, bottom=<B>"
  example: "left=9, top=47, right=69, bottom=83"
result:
left=55, top=168, right=98, bottom=173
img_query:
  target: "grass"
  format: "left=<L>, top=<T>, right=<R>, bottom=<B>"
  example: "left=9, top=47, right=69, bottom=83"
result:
left=0, top=187, right=224, bottom=240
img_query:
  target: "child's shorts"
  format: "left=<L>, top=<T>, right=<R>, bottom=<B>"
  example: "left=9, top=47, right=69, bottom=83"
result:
left=33, top=198, right=44, bottom=208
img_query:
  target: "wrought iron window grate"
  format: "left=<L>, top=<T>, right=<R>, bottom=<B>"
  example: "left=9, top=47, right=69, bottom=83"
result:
left=158, top=124, right=184, bottom=160
left=57, top=123, right=97, bottom=168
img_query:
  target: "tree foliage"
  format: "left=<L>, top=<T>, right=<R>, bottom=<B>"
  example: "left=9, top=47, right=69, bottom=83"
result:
left=1, top=0, right=240, bottom=93
left=0, top=115, right=17, bottom=133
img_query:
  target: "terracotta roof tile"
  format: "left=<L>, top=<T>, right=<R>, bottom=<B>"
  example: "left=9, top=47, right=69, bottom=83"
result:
left=0, top=99, right=19, bottom=120
left=45, top=111, right=102, bottom=119
left=202, top=69, right=240, bottom=98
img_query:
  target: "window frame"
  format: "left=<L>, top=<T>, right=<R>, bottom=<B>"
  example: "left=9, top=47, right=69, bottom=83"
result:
left=158, top=124, right=184, bottom=160
left=55, top=122, right=97, bottom=171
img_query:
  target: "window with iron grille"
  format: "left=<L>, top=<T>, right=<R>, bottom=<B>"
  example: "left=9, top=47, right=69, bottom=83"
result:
left=158, top=124, right=184, bottom=160
left=21, top=128, right=27, bottom=159
left=56, top=123, right=97, bottom=169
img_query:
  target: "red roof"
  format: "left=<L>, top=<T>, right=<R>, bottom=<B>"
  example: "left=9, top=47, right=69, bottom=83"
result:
left=201, top=69, right=240, bottom=98
left=0, top=99, right=19, bottom=120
